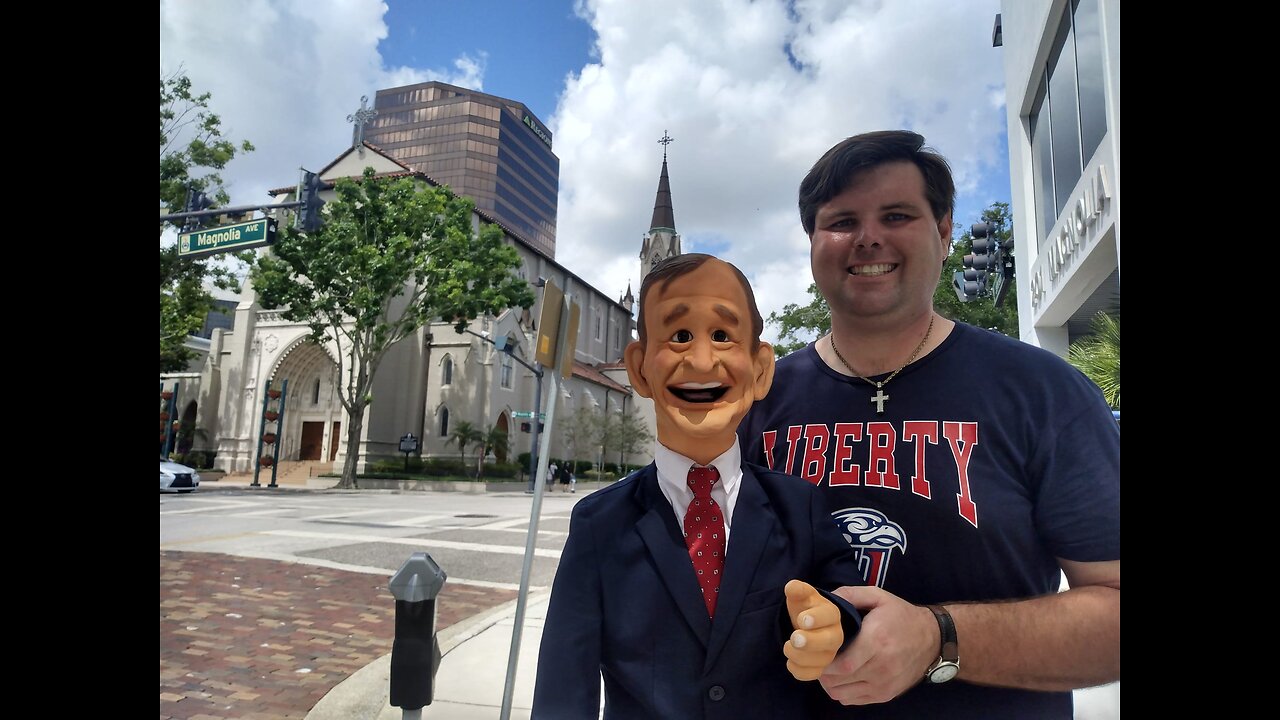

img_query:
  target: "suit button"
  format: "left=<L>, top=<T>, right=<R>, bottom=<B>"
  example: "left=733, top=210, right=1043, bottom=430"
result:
left=708, top=685, right=726, bottom=701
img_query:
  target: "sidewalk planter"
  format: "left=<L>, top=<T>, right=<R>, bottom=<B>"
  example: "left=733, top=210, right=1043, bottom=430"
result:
left=267, top=389, right=282, bottom=399
left=259, top=456, right=275, bottom=467
left=161, top=391, right=173, bottom=401
left=262, top=433, right=277, bottom=445
left=264, top=411, right=279, bottom=421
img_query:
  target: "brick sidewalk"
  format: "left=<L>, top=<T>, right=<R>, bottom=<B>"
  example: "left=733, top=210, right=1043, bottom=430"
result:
left=160, top=551, right=518, bottom=720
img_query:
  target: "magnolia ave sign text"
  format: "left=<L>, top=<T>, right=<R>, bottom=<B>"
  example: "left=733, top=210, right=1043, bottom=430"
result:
left=1029, top=164, right=1112, bottom=311
left=179, top=217, right=277, bottom=258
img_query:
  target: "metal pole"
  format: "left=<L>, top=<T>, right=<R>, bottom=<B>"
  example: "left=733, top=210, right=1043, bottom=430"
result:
left=500, top=300, right=571, bottom=720
left=499, top=372, right=559, bottom=720
left=526, top=368, right=543, bottom=493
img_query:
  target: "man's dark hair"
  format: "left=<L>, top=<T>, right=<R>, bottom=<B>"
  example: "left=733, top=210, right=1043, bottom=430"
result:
left=798, top=130, right=956, bottom=236
left=636, top=253, right=763, bottom=349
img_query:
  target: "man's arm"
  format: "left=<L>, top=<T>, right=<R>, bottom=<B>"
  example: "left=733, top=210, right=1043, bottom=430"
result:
left=819, top=559, right=1120, bottom=705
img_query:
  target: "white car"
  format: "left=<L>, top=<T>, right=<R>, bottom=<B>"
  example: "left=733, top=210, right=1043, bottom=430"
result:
left=160, top=456, right=200, bottom=493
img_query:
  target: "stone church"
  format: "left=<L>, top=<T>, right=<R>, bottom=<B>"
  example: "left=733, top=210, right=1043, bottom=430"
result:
left=161, top=138, right=684, bottom=478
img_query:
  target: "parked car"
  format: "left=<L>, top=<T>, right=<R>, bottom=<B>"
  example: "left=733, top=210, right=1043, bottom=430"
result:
left=160, top=456, right=200, bottom=493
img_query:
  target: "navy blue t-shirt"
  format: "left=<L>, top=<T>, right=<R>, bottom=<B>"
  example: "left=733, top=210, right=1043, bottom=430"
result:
left=738, top=321, right=1120, bottom=719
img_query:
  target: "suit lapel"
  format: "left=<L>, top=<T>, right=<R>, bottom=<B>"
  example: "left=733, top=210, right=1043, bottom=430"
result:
left=704, top=465, right=775, bottom=672
left=633, top=465, right=713, bottom=647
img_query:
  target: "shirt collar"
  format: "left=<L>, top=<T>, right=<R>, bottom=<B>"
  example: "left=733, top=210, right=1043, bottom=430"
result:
left=655, top=439, right=742, bottom=493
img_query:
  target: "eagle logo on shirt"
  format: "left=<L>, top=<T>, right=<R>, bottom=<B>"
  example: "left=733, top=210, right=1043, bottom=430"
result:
left=832, top=508, right=906, bottom=588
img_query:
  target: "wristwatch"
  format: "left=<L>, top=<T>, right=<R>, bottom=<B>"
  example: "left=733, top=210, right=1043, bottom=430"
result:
left=924, top=604, right=959, bottom=684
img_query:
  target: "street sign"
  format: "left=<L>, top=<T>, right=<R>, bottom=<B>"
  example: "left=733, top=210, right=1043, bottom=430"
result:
left=512, top=412, right=545, bottom=419
left=535, top=280, right=564, bottom=366
left=179, top=217, right=277, bottom=258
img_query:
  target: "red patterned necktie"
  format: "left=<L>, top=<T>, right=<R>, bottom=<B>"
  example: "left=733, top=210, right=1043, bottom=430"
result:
left=684, top=465, right=725, bottom=618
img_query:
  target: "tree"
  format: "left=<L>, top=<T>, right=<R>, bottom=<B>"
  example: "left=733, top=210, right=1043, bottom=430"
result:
left=561, top=407, right=600, bottom=468
left=1068, top=311, right=1120, bottom=410
left=766, top=282, right=830, bottom=357
left=765, top=201, right=1020, bottom=357
left=477, top=424, right=510, bottom=478
left=160, top=70, right=255, bottom=372
left=449, top=420, right=484, bottom=474
left=602, top=408, right=654, bottom=470
left=251, top=168, right=536, bottom=488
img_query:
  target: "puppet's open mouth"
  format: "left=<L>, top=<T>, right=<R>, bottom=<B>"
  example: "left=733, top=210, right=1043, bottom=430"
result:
left=669, top=382, right=729, bottom=403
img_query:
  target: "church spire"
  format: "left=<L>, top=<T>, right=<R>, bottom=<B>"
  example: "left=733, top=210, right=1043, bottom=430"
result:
left=640, top=131, right=682, bottom=280
left=650, top=131, right=676, bottom=233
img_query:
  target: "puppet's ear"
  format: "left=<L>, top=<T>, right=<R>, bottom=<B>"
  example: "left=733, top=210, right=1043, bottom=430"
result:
left=751, top=342, right=775, bottom=400
left=625, top=340, right=654, bottom=399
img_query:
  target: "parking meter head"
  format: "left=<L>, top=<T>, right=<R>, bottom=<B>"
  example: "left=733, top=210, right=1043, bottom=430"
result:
left=389, top=552, right=447, bottom=602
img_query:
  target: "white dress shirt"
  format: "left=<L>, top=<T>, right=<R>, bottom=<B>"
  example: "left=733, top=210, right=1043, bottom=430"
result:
left=654, top=439, right=743, bottom=550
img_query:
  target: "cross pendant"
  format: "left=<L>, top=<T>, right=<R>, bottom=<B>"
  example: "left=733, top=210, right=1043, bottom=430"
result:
left=870, top=386, right=889, bottom=414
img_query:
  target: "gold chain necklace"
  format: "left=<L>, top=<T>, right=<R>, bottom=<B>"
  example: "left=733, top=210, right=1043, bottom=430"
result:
left=829, top=315, right=935, bottom=415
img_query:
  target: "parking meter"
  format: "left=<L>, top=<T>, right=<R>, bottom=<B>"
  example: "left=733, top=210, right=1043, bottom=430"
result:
left=389, top=552, right=447, bottom=714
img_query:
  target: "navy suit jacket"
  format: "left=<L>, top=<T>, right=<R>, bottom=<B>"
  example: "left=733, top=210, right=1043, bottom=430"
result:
left=532, top=462, right=863, bottom=720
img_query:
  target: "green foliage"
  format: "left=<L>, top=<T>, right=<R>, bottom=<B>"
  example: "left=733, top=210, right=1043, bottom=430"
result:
left=448, top=420, right=485, bottom=468
left=250, top=168, right=534, bottom=488
left=767, top=282, right=830, bottom=357
left=934, top=202, right=1019, bottom=336
left=477, top=424, right=510, bottom=478
left=159, top=69, right=254, bottom=372
left=1068, top=311, right=1120, bottom=409
left=766, top=201, right=1020, bottom=357
left=561, top=407, right=654, bottom=469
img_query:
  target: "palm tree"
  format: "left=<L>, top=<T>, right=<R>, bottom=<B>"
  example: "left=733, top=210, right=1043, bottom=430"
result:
left=448, top=421, right=484, bottom=474
left=1068, top=311, right=1120, bottom=410
left=477, top=424, right=510, bottom=478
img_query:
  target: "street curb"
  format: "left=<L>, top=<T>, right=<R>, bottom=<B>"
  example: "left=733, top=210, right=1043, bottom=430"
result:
left=305, top=590, right=552, bottom=720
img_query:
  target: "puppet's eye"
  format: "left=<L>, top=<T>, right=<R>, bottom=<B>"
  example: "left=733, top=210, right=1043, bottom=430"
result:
left=711, top=329, right=730, bottom=342
left=671, top=329, right=693, bottom=343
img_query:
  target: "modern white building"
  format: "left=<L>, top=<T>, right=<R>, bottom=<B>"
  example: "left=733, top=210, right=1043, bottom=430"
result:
left=998, top=0, right=1119, bottom=355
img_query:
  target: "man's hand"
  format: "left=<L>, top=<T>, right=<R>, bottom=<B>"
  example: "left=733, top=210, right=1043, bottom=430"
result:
left=818, top=585, right=938, bottom=705
left=782, top=579, right=843, bottom=681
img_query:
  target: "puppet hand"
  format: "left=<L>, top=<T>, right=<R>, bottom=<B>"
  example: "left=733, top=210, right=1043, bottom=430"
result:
left=783, top=579, right=843, bottom=681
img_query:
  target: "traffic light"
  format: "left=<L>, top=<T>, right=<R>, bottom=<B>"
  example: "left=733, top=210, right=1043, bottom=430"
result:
left=952, top=222, right=996, bottom=303
left=181, top=187, right=213, bottom=232
left=296, top=170, right=325, bottom=232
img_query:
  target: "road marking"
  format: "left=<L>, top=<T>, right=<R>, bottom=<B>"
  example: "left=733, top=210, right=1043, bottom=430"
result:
left=303, top=508, right=390, bottom=521
left=385, top=514, right=453, bottom=527
left=225, top=551, right=544, bottom=591
left=160, top=500, right=258, bottom=515
left=262, top=530, right=563, bottom=559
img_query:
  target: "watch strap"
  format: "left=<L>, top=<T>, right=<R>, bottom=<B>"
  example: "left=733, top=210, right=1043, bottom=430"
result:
left=925, top=604, right=958, bottom=663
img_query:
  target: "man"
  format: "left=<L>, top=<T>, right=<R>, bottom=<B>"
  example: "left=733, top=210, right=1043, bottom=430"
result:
left=738, top=130, right=1120, bottom=719
left=533, top=254, right=863, bottom=719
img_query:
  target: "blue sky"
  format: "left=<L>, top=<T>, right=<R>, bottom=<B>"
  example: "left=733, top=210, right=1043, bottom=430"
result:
left=161, top=0, right=1012, bottom=345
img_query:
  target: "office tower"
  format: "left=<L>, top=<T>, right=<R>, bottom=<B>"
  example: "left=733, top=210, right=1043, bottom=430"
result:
left=366, top=81, right=559, bottom=257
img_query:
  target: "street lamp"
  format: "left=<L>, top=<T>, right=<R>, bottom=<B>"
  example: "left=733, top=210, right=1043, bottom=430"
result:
left=461, top=327, right=544, bottom=492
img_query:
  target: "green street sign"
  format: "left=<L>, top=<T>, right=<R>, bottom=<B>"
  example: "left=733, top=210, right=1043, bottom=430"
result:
left=512, top=411, right=545, bottom=419
left=179, top=217, right=277, bottom=258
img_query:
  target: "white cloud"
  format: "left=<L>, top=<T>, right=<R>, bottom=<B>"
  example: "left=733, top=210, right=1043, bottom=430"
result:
left=553, top=0, right=1006, bottom=344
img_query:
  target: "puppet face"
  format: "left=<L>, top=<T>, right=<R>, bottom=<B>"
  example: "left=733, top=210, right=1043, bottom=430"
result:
left=625, top=259, right=774, bottom=465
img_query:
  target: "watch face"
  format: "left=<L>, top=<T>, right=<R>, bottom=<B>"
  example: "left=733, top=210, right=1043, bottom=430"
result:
left=929, top=663, right=959, bottom=683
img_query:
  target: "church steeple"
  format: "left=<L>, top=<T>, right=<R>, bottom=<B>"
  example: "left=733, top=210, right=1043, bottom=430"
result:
left=640, top=131, right=682, bottom=280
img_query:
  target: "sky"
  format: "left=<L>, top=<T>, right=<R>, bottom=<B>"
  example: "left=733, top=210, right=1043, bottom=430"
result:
left=160, top=0, right=1012, bottom=347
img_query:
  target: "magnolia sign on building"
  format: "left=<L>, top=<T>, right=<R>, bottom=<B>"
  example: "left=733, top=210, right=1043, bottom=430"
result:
left=1029, top=164, right=1113, bottom=312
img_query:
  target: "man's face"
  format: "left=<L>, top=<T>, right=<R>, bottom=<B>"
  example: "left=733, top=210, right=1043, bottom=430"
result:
left=625, top=260, right=774, bottom=465
left=809, top=161, right=953, bottom=324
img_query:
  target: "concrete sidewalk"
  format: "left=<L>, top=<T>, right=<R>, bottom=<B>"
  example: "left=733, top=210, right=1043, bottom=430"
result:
left=307, top=591, right=551, bottom=720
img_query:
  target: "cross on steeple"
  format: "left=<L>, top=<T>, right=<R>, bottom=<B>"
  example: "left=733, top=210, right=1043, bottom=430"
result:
left=347, top=95, right=378, bottom=149
left=658, top=130, right=674, bottom=161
